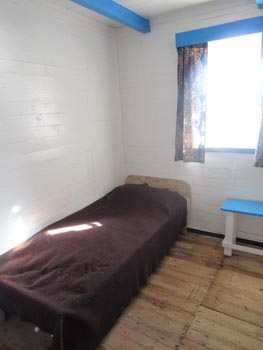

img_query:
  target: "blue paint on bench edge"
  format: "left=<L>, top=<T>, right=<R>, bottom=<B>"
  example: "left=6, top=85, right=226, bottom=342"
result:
left=221, top=198, right=263, bottom=217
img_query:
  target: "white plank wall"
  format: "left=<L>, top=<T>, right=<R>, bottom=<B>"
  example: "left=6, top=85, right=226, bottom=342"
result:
left=117, top=0, right=263, bottom=241
left=0, top=0, right=124, bottom=254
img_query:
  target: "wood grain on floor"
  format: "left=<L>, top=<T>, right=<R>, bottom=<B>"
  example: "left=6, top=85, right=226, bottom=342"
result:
left=0, top=232, right=262, bottom=350
left=179, top=306, right=263, bottom=350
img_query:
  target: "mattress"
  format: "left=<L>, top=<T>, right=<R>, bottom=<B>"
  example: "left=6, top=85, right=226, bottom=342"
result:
left=0, top=183, right=187, bottom=350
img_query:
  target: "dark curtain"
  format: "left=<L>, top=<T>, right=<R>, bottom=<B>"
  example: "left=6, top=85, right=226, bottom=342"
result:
left=254, top=34, right=263, bottom=167
left=175, top=44, right=208, bottom=163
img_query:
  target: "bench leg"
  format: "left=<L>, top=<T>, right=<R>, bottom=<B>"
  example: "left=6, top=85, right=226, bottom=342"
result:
left=224, top=247, right=233, bottom=256
left=223, top=212, right=237, bottom=256
left=0, top=308, right=5, bottom=326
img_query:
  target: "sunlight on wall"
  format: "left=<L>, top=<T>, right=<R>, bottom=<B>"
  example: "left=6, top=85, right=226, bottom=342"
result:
left=8, top=209, right=30, bottom=250
left=11, top=205, right=21, bottom=214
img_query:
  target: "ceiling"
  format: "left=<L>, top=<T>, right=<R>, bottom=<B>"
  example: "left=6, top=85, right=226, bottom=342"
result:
left=45, top=0, right=216, bottom=28
left=115, top=0, right=216, bottom=19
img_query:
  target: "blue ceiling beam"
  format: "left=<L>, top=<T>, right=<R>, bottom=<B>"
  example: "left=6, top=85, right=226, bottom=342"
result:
left=257, top=0, right=263, bottom=9
left=70, top=0, right=151, bottom=33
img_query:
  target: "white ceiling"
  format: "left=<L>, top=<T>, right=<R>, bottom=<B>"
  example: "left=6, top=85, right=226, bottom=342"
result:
left=45, top=0, right=216, bottom=28
left=115, top=0, right=216, bottom=19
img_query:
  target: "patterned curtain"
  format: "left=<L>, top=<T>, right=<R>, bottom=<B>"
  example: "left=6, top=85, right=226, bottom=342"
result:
left=254, top=35, right=263, bottom=167
left=175, top=44, right=208, bottom=163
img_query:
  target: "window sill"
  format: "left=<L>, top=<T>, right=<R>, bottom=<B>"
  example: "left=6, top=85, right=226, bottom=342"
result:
left=205, top=148, right=255, bottom=154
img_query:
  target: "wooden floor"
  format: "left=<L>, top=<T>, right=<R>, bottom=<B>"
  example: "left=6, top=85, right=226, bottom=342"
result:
left=0, top=232, right=262, bottom=350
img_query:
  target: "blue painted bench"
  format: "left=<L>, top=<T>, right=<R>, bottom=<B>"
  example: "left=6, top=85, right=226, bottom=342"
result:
left=221, top=198, right=263, bottom=256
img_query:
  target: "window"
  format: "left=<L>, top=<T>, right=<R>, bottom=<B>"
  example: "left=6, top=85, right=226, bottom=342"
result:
left=175, top=17, right=263, bottom=164
left=205, top=33, right=262, bottom=151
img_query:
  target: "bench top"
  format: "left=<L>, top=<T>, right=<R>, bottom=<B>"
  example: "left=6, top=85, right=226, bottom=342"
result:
left=221, top=198, right=263, bottom=217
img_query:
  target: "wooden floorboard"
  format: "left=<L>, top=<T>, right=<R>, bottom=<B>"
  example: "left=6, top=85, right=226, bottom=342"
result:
left=180, top=306, right=263, bottom=350
left=202, top=269, right=263, bottom=327
left=222, top=248, right=263, bottom=278
left=0, top=232, right=262, bottom=350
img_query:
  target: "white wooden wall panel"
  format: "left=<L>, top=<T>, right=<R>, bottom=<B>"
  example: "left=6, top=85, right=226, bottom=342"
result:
left=0, top=0, right=124, bottom=254
left=118, top=0, right=263, bottom=241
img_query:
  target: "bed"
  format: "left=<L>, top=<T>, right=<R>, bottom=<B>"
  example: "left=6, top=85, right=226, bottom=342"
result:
left=0, top=175, right=190, bottom=350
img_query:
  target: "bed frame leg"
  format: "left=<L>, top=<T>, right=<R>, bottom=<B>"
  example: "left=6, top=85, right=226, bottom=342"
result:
left=181, top=227, right=187, bottom=235
left=0, top=309, right=5, bottom=325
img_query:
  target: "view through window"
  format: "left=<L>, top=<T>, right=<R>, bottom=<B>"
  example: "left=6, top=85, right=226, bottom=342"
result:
left=206, top=33, right=262, bottom=150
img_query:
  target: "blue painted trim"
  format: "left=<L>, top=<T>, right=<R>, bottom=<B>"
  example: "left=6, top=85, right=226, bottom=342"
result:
left=221, top=198, right=263, bottom=217
left=70, top=0, right=150, bottom=33
left=257, top=0, right=263, bottom=9
left=176, top=16, right=263, bottom=48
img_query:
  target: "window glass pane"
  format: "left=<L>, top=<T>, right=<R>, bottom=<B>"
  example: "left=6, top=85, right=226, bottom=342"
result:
left=206, top=33, right=262, bottom=149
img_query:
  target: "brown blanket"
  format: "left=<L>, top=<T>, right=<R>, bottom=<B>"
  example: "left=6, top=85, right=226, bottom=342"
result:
left=0, top=184, right=187, bottom=350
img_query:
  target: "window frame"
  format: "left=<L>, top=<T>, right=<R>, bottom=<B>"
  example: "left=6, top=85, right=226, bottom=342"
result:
left=176, top=16, right=263, bottom=154
left=205, top=148, right=255, bottom=154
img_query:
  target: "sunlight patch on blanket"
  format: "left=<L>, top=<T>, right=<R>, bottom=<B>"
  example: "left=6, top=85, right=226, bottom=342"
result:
left=46, top=222, right=103, bottom=235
